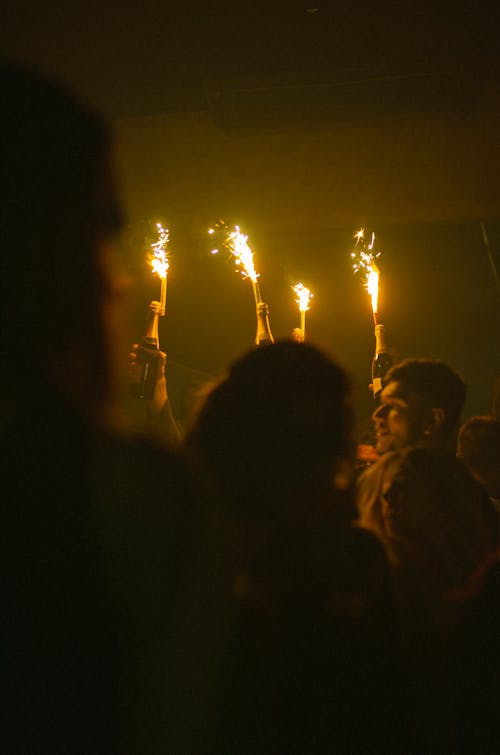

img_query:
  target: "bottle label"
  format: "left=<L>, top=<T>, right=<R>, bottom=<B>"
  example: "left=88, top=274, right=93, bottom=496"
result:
left=372, top=377, right=383, bottom=396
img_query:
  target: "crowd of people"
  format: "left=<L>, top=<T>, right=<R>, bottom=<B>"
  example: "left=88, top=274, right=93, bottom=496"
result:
left=3, top=58, right=500, bottom=753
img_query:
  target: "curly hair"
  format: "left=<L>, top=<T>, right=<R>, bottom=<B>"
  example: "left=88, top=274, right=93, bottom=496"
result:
left=383, top=358, right=467, bottom=437
left=184, top=340, right=355, bottom=520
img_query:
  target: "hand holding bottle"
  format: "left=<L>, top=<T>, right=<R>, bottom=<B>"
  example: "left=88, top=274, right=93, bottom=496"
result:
left=371, top=324, right=393, bottom=400
left=129, top=344, right=181, bottom=444
left=129, top=343, right=167, bottom=410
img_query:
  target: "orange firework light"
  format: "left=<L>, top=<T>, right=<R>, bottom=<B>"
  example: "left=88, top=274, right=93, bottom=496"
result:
left=129, top=222, right=170, bottom=400
left=350, top=228, right=380, bottom=324
left=292, top=282, right=313, bottom=341
left=209, top=220, right=262, bottom=305
left=149, top=222, right=170, bottom=316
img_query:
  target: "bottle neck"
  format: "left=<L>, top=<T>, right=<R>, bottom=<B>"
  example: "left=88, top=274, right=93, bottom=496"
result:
left=141, top=302, right=161, bottom=350
left=255, top=302, right=274, bottom=346
left=374, top=323, right=388, bottom=356
left=371, top=323, right=393, bottom=399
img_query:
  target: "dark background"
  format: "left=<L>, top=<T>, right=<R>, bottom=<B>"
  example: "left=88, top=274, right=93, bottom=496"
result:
left=2, top=2, right=499, bottom=120
left=2, top=1, right=500, bottom=433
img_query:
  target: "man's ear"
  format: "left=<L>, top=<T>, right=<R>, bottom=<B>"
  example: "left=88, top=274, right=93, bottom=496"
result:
left=423, top=407, right=445, bottom=437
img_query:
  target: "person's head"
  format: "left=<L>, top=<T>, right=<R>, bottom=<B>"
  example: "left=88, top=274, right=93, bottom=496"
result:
left=2, top=60, right=126, bottom=422
left=184, top=339, right=356, bottom=522
left=457, top=416, right=500, bottom=501
left=372, top=358, right=467, bottom=453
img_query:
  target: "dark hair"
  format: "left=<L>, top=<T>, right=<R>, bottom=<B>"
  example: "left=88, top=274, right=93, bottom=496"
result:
left=2, top=60, right=123, bottom=413
left=383, top=358, right=467, bottom=436
left=457, top=415, right=500, bottom=473
left=184, top=339, right=354, bottom=520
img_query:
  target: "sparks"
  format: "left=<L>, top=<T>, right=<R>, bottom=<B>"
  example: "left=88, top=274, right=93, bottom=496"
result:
left=292, top=282, right=313, bottom=341
left=208, top=221, right=258, bottom=282
left=227, top=226, right=258, bottom=284
left=351, top=227, right=380, bottom=319
left=150, top=222, right=169, bottom=280
left=292, top=282, right=313, bottom=312
left=209, top=220, right=261, bottom=304
left=148, top=222, right=170, bottom=315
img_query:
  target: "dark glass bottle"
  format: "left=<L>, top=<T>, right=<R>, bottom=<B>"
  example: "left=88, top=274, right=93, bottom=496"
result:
left=129, top=301, right=162, bottom=400
left=255, top=301, right=274, bottom=347
left=371, top=323, right=393, bottom=400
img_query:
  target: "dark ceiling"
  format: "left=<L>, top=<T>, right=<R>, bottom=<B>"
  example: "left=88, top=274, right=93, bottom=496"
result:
left=2, top=2, right=499, bottom=118
left=2, top=2, right=500, bottom=423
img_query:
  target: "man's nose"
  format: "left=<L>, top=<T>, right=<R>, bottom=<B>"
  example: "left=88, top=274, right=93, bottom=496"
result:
left=372, top=403, right=389, bottom=422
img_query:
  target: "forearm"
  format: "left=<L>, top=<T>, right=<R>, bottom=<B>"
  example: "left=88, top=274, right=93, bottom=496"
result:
left=146, top=398, right=182, bottom=446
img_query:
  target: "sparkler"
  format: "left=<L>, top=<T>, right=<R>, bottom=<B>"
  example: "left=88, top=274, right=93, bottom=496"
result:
left=130, top=222, right=171, bottom=400
left=209, top=220, right=262, bottom=306
left=209, top=219, right=273, bottom=345
left=350, top=228, right=380, bottom=325
left=292, top=282, right=313, bottom=341
left=350, top=227, right=393, bottom=400
left=149, top=222, right=170, bottom=316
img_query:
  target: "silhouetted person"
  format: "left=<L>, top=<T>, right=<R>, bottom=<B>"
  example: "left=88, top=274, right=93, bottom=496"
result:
left=447, top=551, right=500, bottom=754
left=358, top=359, right=497, bottom=578
left=457, top=414, right=500, bottom=517
left=181, top=339, right=406, bottom=754
left=2, top=60, right=198, bottom=753
left=356, top=358, right=498, bottom=752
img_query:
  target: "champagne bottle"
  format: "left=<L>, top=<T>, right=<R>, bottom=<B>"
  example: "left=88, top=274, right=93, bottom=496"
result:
left=255, top=301, right=274, bottom=347
left=371, top=323, right=393, bottom=400
left=130, top=301, right=163, bottom=400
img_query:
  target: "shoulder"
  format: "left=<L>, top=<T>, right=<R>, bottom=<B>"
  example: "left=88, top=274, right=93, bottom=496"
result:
left=90, top=427, right=198, bottom=522
left=356, top=451, right=402, bottom=518
left=357, top=451, right=402, bottom=489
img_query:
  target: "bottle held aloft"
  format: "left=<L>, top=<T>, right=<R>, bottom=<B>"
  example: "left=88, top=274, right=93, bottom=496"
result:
left=371, top=323, right=393, bottom=400
left=255, top=301, right=274, bottom=347
left=129, top=300, right=163, bottom=400
left=130, top=222, right=169, bottom=400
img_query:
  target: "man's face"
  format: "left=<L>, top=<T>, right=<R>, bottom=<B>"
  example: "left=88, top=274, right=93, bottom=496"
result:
left=372, top=403, right=393, bottom=455
left=372, top=379, right=432, bottom=452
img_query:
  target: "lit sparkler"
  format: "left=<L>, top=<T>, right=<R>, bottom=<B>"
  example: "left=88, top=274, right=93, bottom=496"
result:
left=209, top=219, right=274, bottom=345
left=209, top=220, right=262, bottom=306
left=350, top=227, right=380, bottom=324
left=129, top=221, right=170, bottom=400
left=149, top=222, right=170, bottom=316
left=292, top=282, right=313, bottom=341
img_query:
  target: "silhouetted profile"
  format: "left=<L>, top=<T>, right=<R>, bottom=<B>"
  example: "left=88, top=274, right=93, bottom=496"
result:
left=181, top=340, right=406, bottom=754
left=2, top=59, right=197, bottom=754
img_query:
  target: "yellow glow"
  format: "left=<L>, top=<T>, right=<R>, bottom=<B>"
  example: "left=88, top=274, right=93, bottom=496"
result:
left=228, top=225, right=259, bottom=284
left=351, top=228, right=380, bottom=315
left=150, top=222, right=169, bottom=280
left=292, top=282, right=313, bottom=312
left=209, top=221, right=262, bottom=305
left=367, top=263, right=379, bottom=315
